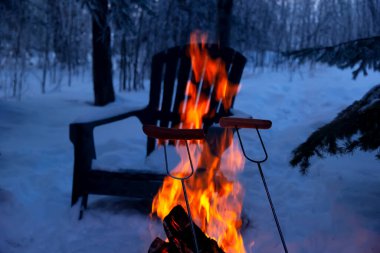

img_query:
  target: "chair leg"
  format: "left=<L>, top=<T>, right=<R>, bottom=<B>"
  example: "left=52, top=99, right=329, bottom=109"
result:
left=78, top=193, right=88, bottom=220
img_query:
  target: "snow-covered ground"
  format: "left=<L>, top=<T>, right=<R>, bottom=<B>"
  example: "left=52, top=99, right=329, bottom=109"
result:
left=0, top=65, right=379, bottom=253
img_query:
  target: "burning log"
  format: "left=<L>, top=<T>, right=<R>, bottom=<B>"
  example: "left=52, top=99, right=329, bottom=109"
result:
left=148, top=238, right=175, bottom=253
left=149, top=205, right=225, bottom=253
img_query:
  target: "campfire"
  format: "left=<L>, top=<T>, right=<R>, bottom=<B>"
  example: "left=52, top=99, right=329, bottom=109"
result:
left=148, top=32, right=248, bottom=253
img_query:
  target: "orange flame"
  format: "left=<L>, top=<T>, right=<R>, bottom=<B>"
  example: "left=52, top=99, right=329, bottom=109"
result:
left=151, top=31, right=247, bottom=253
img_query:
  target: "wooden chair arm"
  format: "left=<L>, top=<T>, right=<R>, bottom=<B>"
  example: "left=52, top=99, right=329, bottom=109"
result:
left=219, top=117, right=272, bottom=129
left=71, top=106, right=149, bottom=129
left=143, top=125, right=205, bottom=140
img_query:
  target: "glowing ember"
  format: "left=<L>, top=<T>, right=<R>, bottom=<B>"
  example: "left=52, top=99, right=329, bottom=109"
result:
left=151, top=31, right=247, bottom=253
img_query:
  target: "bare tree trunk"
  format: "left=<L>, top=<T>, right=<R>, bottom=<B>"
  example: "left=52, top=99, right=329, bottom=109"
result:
left=127, top=53, right=133, bottom=91
left=92, top=0, right=115, bottom=106
left=133, top=12, right=144, bottom=90
left=217, top=0, right=233, bottom=47
left=42, top=32, right=49, bottom=94
left=41, top=1, right=50, bottom=94
left=119, top=33, right=127, bottom=91
left=67, top=0, right=74, bottom=87
left=13, top=3, right=25, bottom=99
left=368, top=0, right=380, bottom=35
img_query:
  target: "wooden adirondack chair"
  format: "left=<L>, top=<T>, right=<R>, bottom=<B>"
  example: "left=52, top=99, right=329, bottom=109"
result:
left=69, top=44, right=247, bottom=218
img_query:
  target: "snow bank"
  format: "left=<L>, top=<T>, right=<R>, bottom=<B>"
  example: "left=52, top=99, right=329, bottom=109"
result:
left=0, top=65, right=379, bottom=253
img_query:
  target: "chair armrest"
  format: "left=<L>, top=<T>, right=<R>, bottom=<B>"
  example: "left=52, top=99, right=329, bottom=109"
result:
left=69, top=105, right=151, bottom=160
left=219, top=116, right=272, bottom=129
left=71, top=105, right=149, bottom=128
left=143, top=125, right=205, bottom=140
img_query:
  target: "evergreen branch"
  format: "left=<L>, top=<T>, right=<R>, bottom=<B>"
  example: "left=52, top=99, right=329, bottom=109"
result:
left=290, top=84, right=380, bottom=173
left=284, top=36, right=380, bottom=79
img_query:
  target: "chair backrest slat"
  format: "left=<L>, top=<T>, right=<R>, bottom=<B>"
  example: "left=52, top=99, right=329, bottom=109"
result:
left=226, top=51, right=247, bottom=108
left=146, top=44, right=246, bottom=156
left=146, top=52, right=166, bottom=155
left=160, top=47, right=181, bottom=127
left=148, top=52, right=165, bottom=112
left=172, top=47, right=192, bottom=127
left=206, top=46, right=236, bottom=125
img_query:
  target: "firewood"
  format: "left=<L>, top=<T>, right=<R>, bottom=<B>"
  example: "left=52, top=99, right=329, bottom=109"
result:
left=148, top=237, right=180, bottom=253
left=163, top=205, right=225, bottom=253
left=148, top=238, right=168, bottom=253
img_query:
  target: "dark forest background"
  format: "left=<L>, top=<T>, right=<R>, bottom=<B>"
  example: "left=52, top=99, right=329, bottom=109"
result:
left=1, top=0, right=379, bottom=99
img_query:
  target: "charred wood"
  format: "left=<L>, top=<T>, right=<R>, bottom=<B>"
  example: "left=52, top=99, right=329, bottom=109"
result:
left=149, top=205, right=225, bottom=253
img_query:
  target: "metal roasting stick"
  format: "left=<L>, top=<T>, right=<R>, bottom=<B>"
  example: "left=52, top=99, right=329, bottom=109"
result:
left=142, top=125, right=204, bottom=252
left=235, top=127, right=289, bottom=253
left=163, top=142, right=200, bottom=253
left=143, top=123, right=287, bottom=252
